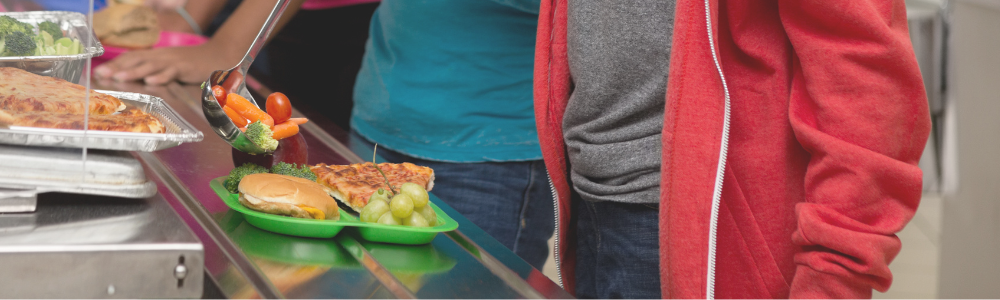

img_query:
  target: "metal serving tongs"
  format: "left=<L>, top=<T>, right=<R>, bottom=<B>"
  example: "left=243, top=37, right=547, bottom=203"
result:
left=201, top=0, right=289, bottom=155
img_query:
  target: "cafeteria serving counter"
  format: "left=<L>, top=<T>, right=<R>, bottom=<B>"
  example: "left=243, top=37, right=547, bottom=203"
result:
left=89, top=79, right=571, bottom=299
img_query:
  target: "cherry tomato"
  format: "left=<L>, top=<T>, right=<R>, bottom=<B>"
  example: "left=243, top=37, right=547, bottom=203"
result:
left=211, top=85, right=227, bottom=106
left=266, top=92, right=292, bottom=124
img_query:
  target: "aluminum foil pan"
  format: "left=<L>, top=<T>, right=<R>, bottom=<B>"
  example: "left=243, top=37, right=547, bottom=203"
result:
left=0, top=11, right=104, bottom=84
left=0, top=90, right=204, bottom=152
left=0, top=144, right=155, bottom=199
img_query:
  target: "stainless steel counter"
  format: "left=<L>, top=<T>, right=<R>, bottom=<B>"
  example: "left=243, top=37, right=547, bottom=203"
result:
left=0, top=192, right=204, bottom=298
left=93, top=79, right=571, bottom=299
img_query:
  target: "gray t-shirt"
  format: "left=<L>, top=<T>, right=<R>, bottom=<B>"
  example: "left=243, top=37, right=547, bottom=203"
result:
left=564, top=0, right=674, bottom=203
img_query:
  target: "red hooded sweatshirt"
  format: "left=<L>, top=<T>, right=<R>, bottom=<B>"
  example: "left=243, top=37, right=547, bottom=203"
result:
left=533, top=0, right=930, bottom=298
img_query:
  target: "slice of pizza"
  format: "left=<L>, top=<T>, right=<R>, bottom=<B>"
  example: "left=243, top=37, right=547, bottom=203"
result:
left=0, top=67, right=125, bottom=115
left=0, top=108, right=165, bottom=133
left=311, top=162, right=435, bottom=212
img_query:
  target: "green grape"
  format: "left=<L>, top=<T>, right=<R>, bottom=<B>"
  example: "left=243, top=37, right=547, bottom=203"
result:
left=402, top=213, right=430, bottom=227
left=389, top=193, right=414, bottom=219
left=376, top=212, right=402, bottom=225
left=417, top=205, right=438, bottom=226
left=360, top=199, right=390, bottom=223
left=400, top=182, right=429, bottom=208
left=369, top=188, right=391, bottom=204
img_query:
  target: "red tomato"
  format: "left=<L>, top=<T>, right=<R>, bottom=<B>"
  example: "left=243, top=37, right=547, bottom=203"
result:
left=266, top=92, right=292, bottom=124
left=212, top=85, right=227, bottom=106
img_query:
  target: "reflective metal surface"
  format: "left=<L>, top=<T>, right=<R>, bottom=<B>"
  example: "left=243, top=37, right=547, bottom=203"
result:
left=0, top=11, right=104, bottom=83
left=97, top=80, right=572, bottom=299
left=201, top=0, right=289, bottom=155
left=0, top=193, right=204, bottom=298
left=0, top=145, right=156, bottom=200
left=0, top=189, right=37, bottom=213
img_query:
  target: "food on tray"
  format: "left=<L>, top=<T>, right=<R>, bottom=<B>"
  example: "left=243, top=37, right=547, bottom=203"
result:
left=400, top=182, right=429, bottom=208
left=0, top=67, right=124, bottom=115
left=224, top=162, right=269, bottom=193
left=245, top=121, right=278, bottom=152
left=224, top=162, right=318, bottom=194
left=416, top=204, right=437, bottom=225
left=360, top=192, right=390, bottom=222
left=0, top=16, right=82, bottom=57
left=270, top=162, right=317, bottom=181
left=403, top=212, right=431, bottom=227
left=377, top=211, right=402, bottom=225
left=238, top=173, right=340, bottom=221
left=0, top=108, right=165, bottom=133
left=93, top=3, right=160, bottom=49
left=360, top=183, right=435, bottom=227
left=390, top=193, right=414, bottom=219
left=311, top=162, right=434, bottom=212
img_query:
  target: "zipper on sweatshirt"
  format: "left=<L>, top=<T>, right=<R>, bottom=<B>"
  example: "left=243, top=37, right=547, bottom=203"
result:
left=703, top=0, right=731, bottom=299
left=546, top=171, right=564, bottom=288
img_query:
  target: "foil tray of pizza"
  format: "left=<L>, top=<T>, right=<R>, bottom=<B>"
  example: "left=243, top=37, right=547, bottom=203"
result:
left=0, top=144, right=156, bottom=200
left=0, top=11, right=105, bottom=84
left=0, top=90, right=204, bottom=152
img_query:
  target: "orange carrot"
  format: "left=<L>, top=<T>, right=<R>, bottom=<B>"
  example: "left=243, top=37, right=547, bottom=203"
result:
left=223, top=105, right=248, bottom=127
left=226, top=93, right=274, bottom=129
left=288, top=117, right=309, bottom=125
left=271, top=121, right=299, bottom=140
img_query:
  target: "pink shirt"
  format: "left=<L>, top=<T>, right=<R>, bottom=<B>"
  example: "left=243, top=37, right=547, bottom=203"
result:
left=302, top=0, right=379, bottom=10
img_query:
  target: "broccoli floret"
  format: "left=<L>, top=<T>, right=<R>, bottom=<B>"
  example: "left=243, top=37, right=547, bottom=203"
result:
left=270, top=162, right=317, bottom=181
left=0, top=16, right=33, bottom=39
left=269, top=162, right=298, bottom=176
left=245, top=121, right=278, bottom=152
left=224, top=163, right=269, bottom=193
left=37, top=21, right=62, bottom=40
left=3, top=31, right=36, bottom=56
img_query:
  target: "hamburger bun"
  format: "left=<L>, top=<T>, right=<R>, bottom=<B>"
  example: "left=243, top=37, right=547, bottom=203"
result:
left=238, top=173, right=340, bottom=221
left=93, top=4, right=160, bottom=49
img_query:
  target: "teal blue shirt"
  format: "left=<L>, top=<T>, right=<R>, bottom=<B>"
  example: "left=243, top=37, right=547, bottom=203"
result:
left=351, top=0, right=542, bottom=162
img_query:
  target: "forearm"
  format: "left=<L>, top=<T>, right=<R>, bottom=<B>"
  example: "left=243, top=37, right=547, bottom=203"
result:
left=183, top=0, right=228, bottom=30
left=206, top=0, right=306, bottom=65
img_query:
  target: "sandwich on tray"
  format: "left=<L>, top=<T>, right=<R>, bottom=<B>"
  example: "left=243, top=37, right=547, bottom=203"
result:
left=238, top=173, right=340, bottom=221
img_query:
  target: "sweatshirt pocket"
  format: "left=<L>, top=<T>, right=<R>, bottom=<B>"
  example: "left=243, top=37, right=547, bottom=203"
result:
left=716, top=168, right=791, bottom=298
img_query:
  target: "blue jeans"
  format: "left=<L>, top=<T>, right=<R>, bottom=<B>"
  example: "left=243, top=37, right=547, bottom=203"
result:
left=574, top=192, right=661, bottom=299
left=349, top=131, right=555, bottom=269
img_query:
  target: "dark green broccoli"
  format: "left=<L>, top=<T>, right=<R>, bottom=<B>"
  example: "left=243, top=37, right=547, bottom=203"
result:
left=270, top=162, right=318, bottom=182
left=224, top=163, right=269, bottom=193
left=245, top=121, right=278, bottom=152
left=37, top=21, right=62, bottom=40
left=3, top=31, right=36, bottom=56
left=0, top=16, right=33, bottom=39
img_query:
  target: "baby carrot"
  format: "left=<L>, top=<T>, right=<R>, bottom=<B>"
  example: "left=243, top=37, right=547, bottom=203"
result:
left=226, top=93, right=274, bottom=129
left=271, top=121, right=299, bottom=140
left=223, top=105, right=248, bottom=127
left=288, top=117, right=309, bottom=125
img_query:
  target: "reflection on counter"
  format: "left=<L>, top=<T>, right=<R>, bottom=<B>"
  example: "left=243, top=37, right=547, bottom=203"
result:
left=219, top=209, right=459, bottom=297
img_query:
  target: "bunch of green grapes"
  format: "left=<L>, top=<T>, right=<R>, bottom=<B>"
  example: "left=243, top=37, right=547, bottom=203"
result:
left=359, top=183, right=436, bottom=227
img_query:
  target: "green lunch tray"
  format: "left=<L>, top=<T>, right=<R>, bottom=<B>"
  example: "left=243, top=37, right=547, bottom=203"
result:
left=210, top=177, right=459, bottom=244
